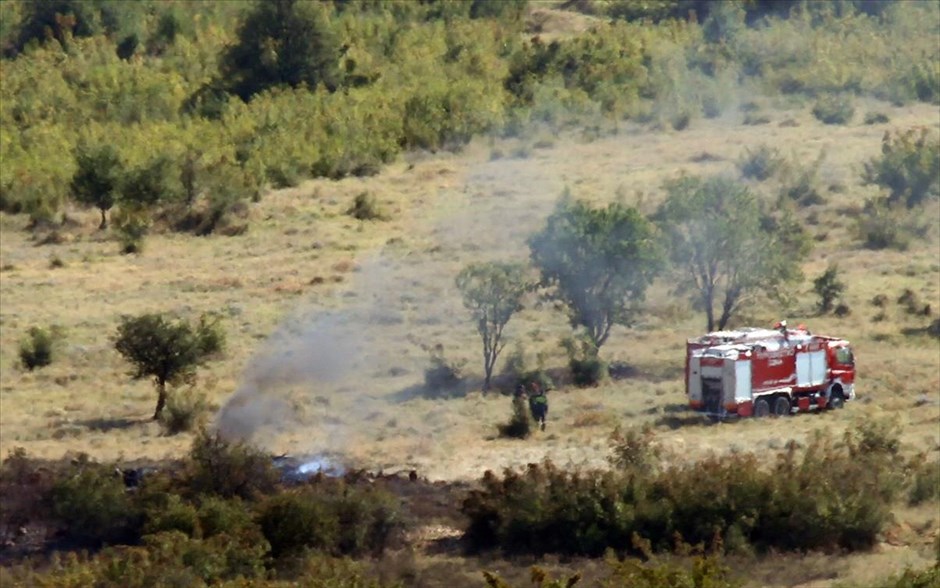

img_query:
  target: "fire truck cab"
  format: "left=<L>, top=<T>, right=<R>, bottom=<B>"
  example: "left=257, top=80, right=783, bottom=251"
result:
left=685, top=325, right=855, bottom=417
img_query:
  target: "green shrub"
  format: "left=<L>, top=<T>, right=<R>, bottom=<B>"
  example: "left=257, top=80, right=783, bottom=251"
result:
left=185, top=431, right=280, bottom=500
left=864, top=112, right=890, bottom=125
left=48, top=456, right=142, bottom=546
left=143, top=493, right=199, bottom=537
left=561, top=335, right=607, bottom=387
left=462, top=427, right=902, bottom=556
left=259, top=483, right=402, bottom=559
left=196, top=495, right=257, bottom=539
left=497, top=395, right=532, bottom=439
left=908, top=460, right=940, bottom=505
left=855, top=198, right=928, bottom=251
left=19, top=325, right=61, bottom=370
left=159, top=389, right=210, bottom=435
left=347, top=191, right=388, bottom=221
left=813, top=264, right=846, bottom=314
left=779, top=151, right=825, bottom=206
left=111, top=208, right=150, bottom=255
left=863, top=128, right=940, bottom=208
left=738, top=144, right=785, bottom=181
left=608, top=425, right=660, bottom=475
left=812, top=94, right=855, bottom=125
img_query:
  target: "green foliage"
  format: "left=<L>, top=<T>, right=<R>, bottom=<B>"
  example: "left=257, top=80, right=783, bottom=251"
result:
left=463, top=423, right=902, bottom=557
left=347, top=191, right=387, bottom=221
left=529, top=194, right=662, bottom=348
left=259, top=482, right=402, bottom=559
left=185, top=430, right=280, bottom=500
left=908, top=459, right=940, bottom=506
left=560, top=335, right=607, bottom=387
left=602, top=553, right=738, bottom=588
left=111, top=207, right=150, bottom=254
left=143, top=493, right=199, bottom=537
left=456, top=261, right=529, bottom=391
left=497, top=395, right=532, bottom=439
left=48, top=456, right=141, bottom=546
left=813, top=264, right=847, bottom=314
left=812, top=94, right=855, bottom=125
left=737, top=144, right=784, bottom=181
left=70, top=142, right=122, bottom=229
left=114, top=312, right=225, bottom=419
left=854, top=197, right=928, bottom=251
left=18, top=324, right=62, bottom=370
left=119, top=155, right=181, bottom=210
left=656, top=175, right=808, bottom=331
left=159, top=388, right=210, bottom=435
left=608, top=425, right=660, bottom=475
left=863, top=128, right=940, bottom=208
left=221, top=0, right=342, bottom=101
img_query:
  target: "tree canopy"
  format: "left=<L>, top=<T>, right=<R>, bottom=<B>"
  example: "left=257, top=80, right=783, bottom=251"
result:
left=220, top=0, right=342, bottom=101
left=655, top=175, right=809, bottom=332
left=455, top=261, right=529, bottom=392
left=70, top=143, right=122, bottom=229
left=529, top=196, right=662, bottom=349
left=114, top=313, right=224, bottom=419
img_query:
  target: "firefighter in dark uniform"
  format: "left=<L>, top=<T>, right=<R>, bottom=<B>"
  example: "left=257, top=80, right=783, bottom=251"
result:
left=528, top=382, right=548, bottom=431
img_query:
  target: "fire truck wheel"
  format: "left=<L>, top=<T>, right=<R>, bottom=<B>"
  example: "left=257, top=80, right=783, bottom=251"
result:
left=753, top=398, right=770, bottom=418
left=829, top=391, right=845, bottom=409
left=772, top=396, right=791, bottom=417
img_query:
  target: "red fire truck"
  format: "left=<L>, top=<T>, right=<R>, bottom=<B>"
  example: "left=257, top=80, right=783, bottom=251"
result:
left=685, top=323, right=855, bottom=417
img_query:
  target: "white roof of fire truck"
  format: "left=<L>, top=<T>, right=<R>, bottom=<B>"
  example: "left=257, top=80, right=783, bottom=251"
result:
left=689, top=325, right=847, bottom=354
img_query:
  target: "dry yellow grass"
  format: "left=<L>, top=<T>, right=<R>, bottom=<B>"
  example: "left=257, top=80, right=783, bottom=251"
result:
left=1, top=100, right=938, bottom=586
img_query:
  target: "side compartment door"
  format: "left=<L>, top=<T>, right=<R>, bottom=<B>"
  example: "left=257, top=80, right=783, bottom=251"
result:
left=735, top=360, right=752, bottom=403
left=796, top=352, right=811, bottom=386
left=808, top=350, right=827, bottom=386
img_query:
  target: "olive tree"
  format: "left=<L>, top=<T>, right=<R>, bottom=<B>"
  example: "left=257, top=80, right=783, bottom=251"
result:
left=70, top=144, right=122, bottom=229
left=529, top=196, right=662, bottom=349
left=655, top=175, right=809, bottom=332
left=456, top=261, right=528, bottom=392
left=114, top=313, right=224, bottom=419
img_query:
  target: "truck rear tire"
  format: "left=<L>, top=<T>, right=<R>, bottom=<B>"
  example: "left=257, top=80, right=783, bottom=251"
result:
left=773, top=396, right=791, bottom=416
left=829, top=390, right=845, bottom=409
left=753, top=398, right=770, bottom=418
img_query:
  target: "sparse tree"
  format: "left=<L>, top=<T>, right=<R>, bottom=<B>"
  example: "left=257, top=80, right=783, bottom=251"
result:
left=529, top=196, right=662, bottom=349
left=863, top=128, right=940, bottom=208
left=70, top=144, right=122, bottom=229
left=656, top=175, right=808, bottom=332
left=456, top=261, right=528, bottom=392
left=114, top=313, right=224, bottom=420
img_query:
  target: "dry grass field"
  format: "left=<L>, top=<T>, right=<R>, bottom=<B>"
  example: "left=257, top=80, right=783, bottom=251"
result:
left=1, top=98, right=938, bottom=586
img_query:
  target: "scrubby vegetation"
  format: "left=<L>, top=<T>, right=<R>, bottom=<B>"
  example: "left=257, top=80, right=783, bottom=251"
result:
left=463, top=421, right=912, bottom=557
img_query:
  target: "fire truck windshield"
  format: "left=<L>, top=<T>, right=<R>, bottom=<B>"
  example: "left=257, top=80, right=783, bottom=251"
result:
left=835, top=347, right=854, bottom=365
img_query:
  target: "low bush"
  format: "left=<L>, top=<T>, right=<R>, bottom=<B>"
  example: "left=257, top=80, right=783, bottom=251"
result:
left=561, top=336, right=607, bottom=387
left=813, top=264, right=846, bottom=314
left=185, top=431, right=280, bottom=500
left=812, top=94, right=855, bottom=125
left=497, top=395, right=531, bottom=439
left=259, top=482, right=402, bottom=560
left=908, top=459, right=940, bottom=505
left=738, top=144, right=785, bottom=181
left=48, top=456, right=142, bottom=547
left=347, top=191, right=388, bottom=221
left=463, top=422, right=904, bottom=556
left=159, top=389, right=210, bottom=435
left=863, top=128, right=940, bottom=208
left=18, top=325, right=62, bottom=370
left=608, top=425, right=660, bottom=475
left=855, top=198, right=928, bottom=250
